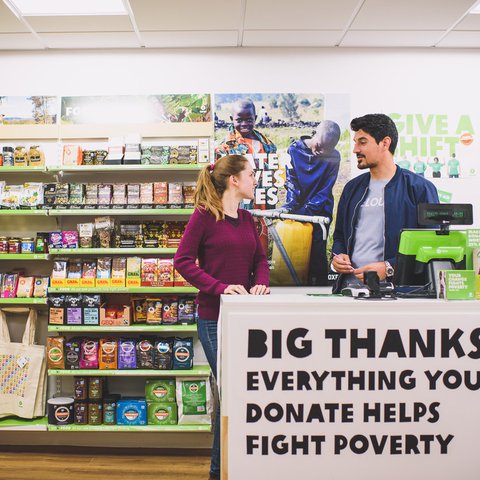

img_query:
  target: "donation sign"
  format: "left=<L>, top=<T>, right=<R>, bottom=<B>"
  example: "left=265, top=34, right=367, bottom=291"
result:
left=219, top=296, right=480, bottom=480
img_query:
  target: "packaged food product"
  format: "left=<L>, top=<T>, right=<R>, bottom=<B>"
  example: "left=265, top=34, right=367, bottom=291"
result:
left=96, top=257, right=112, bottom=279
left=63, top=231, right=79, bottom=249
left=47, top=336, right=65, bottom=369
left=16, top=276, right=34, bottom=297
left=65, top=337, right=82, bottom=370
left=78, top=223, right=94, bottom=248
left=168, top=182, right=184, bottom=205
left=103, top=394, right=120, bottom=425
left=65, top=294, right=83, bottom=325
left=141, top=258, right=158, bottom=286
left=14, top=146, right=28, bottom=166
left=158, top=258, right=174, bottom=286
left=28, top=146, right=45, bottom=166
left=116, top=399, right=147, bottom=425
left=51, top=259, right=67, bottom=278
left=20, top=237, right=34, bottom=253
left=69, top=183, right=84, bottom=206
left=49, top=232, right=63, bottom=250
left=80, top=339, right=99, bottom=369
left=67, top=259, right=82, bottom=279
left=172, top=337, right=194, bottom=370
left=33, top=277, right=49, bottom=298
left=88, top=401, right=103, bottom=425
left=88, top=377, right=103, bottom=399
left=146, top=298, right=162, bottom=324
left=62, top=145, right=82, bottom=165
left=54, top=183, right=69, bottom=206
left=145, top=378, right=176, bottom=403
left=48, top=294, right=65, bottom=324
left=99, top=338, right=118, bottom=369
left=147, top=402, right=178, bottom=425
left=162, top=298, right=178, bottom=325
left=74, top=376, right=88, bottom=400
left=132, top=297, right=147, bottom=323
left=82, top=293, right=102, bottom=325
left=177, top=297, right=196, bottom=324
left=176, top=378, right=211, bottom=425
left=154, top=338, right=173, bottom=370
left=153, top=182, right=168, bottom=206
left=118, top=338, right=137, bottom=369
left=21, top=183, right=44, bottom=208
left=81, top=260, right=97, bottom=280
left=136, top=338, right=155, bottom=369
left=1, top=273, right=18, bottom=298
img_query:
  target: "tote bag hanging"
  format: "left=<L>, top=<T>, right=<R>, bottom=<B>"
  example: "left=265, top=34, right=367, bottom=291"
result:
left=0, top=308, right=47, bottom=419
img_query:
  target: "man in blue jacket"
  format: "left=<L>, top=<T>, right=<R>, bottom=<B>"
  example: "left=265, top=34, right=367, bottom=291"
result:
left=283, top=120, right=341, bottom=285
left=331, top=113, right=439, bottom=293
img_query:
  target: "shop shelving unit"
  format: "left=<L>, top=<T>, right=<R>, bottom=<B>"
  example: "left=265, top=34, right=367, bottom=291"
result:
left=1, top=119, right=213, bottom=434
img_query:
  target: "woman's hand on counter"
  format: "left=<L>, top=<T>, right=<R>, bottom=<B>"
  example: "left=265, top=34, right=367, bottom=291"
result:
left=250, top=284, right=270, bottom=295
left=224, top=284, right=249, bottom=295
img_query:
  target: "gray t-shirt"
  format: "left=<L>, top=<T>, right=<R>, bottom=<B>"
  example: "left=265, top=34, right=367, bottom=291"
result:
left=351, top=179, right=388, bottom=268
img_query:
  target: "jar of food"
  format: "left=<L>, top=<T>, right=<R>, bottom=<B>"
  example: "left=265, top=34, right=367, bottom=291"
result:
left=74, top=377, right=88, bottom=400
left=21, top=237, right=35, bottom=253
left=74, top=401, right=88, bottom=424
left=88, top=377, right=103, bottom=399
left=8, top=238, right=21, bottom=254
left=0, top=237, right=8, bottom=253
left=88, top=401, right=103, bottom=425
left=2, top=147, right=14, bottom=167
left=103, top=394, right=120, bottom=425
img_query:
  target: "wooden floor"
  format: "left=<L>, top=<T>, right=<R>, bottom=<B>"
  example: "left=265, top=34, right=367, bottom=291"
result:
left=0, top=451, right=211, bottom=480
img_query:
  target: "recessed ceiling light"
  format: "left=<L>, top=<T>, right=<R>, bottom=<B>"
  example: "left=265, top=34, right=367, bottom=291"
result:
left=6, top=0, right=128, bottom=16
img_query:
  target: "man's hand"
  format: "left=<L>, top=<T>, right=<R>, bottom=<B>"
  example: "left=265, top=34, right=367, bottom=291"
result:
left=250, top=284, right=270, bottom=295
left=224, top=284, right=249, bottom=295
left=354, top=262, right=386, bottom=282
left=332, top=253, right=354, bottom=274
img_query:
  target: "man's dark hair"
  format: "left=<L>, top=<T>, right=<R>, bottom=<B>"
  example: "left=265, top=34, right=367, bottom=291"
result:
left=350, top=114, right=398, bottom=154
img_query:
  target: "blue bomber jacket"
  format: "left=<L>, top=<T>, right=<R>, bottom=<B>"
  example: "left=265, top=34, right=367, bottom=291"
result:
left=332, top=166, right=439, bottom=293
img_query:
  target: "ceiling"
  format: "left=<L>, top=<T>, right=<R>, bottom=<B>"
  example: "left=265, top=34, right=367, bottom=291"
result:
left=1, top=0, right=480, bottom=50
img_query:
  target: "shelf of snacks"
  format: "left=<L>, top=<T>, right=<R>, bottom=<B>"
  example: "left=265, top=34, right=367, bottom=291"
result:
left=0, top=253, right=49, bottom=260
left=48, top=365, right=211, bottom=377
left=48, top=287, right=198, bottom=294
left=49, top=248, right=177, bottom=255
left=0, top=416, right=48, bottom=431
left=47, top=208, right=195, bottom=216
left=48, top=424, right=211, bottom=432
left=0, top=298, right=47, bottom=305
left=48, top=324, right=197, bottom=333
left=47, top=164, right=203, bottom=173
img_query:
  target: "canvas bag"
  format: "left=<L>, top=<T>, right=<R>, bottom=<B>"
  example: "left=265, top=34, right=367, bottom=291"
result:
left=0, top=308, right=47, bottom=419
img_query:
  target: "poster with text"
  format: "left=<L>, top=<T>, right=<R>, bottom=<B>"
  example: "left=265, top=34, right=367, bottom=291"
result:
left=214, top=93, right=350, bottom=286
left=61, top=94, right=211, bottom=125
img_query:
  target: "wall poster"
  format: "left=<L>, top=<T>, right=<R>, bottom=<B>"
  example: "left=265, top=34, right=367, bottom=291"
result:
left=214, top=93, right=350, bottom=286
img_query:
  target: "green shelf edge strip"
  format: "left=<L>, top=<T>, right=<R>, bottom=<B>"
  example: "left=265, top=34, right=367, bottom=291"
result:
left=0, top=254, right=49, bottom=260
left=47, top=209, right=194, bottom=216
left=0, top=298, right=47, bottom=304
left=0, top=167, right=47, bottom=172
left=47, top=424, right=211, bottom=432
left=49, top=248, right=177, bottom=255
left=47, top=165, right=203, bottom=172
left=48, top=324, right=197, bottom=332
left=0, top=209, right=193, bottom=216
left=48, top=365, right=211, bottom=376
left=47, top=287, right=198, bottom=293
left=0, top=416, right=48, bottom=428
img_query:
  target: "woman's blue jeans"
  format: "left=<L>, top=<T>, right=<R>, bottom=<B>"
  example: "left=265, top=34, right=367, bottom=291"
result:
left=197, top=318, right=220, bottom=476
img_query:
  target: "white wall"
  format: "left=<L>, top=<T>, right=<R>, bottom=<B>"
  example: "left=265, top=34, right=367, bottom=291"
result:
left=2, top=46, right=479, bottom=225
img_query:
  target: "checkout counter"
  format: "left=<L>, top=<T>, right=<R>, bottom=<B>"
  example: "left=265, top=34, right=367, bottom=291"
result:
left=218, top=294, right=480, bottom=480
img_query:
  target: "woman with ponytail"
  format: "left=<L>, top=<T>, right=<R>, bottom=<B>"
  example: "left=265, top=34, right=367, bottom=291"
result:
left=174, top=154, right=269, bottom=479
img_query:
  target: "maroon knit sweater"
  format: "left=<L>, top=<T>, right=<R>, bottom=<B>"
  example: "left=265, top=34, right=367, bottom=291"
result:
left=174, top=207, right=269, bottom=320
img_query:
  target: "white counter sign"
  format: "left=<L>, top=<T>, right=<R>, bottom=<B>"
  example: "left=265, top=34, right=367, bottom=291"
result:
left=219, top=296, right=480, bottom=480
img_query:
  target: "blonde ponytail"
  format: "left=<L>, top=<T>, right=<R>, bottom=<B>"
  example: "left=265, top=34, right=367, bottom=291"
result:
left=194, top=155, right=249, bottom=221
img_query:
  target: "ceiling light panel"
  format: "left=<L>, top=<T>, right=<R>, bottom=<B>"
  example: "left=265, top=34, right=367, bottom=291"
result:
left=7, top=0, right=128, bottom=16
